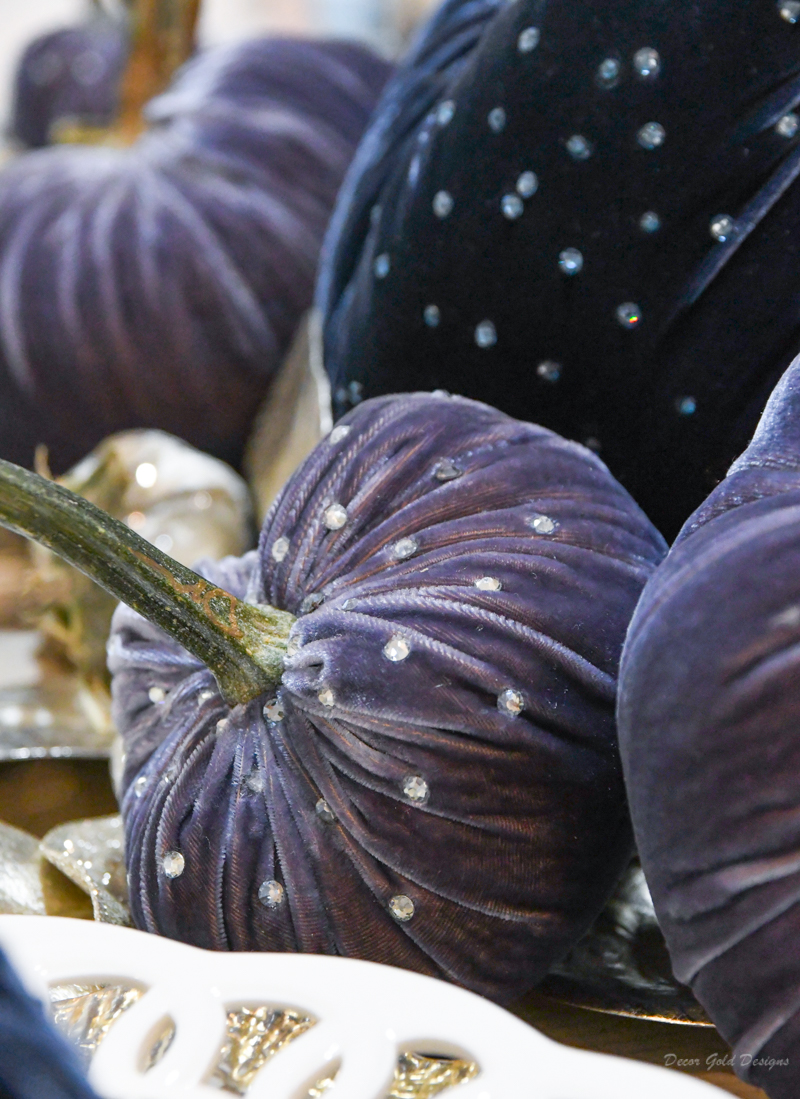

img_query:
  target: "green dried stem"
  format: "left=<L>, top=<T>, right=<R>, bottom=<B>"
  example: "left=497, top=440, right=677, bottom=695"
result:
left=0, top=460, right=294, bottom=706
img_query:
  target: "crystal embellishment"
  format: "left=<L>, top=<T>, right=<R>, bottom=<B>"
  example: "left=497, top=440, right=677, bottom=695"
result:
left=324, top=504, right=348, bottom=530
left=616, top=302, right=642, bottom=328
left=516, top=171, right=538, bottom=197
left=329, top=425, right=351, bottom=444
left=529, top=514, right=558, bottom=534
left=258, top=879, right=284, bottom=908
left=633, top=47, right=661, bottom=78
left=776, top=112, right=799, bottom=138
left=498, top=689, right=524, bottom=716
left=488, top=107, right=506, bottom=133
left=676, top=396, right=697, bottom=415
left=517, top=26, right=540, bottom=52
left=390, top=894, right=415, bottom=921
left=263, top=699, right=285, bottom=723
left=162, top=851, right=184, bottom=878
left=475, top=320, right=497, bottom=348
left=640, top=211, right=661, bottom=233
left=403, top=775, right=429, bottom=803
left=779, top=0, right=800, bottom=22
left=437, top=99, right=455, bottom=125
left=537, top=360, right=561, bottom=382
left=393, top=537, right=418, bottom=559
left=475, top=576, right=502, bottom=591
left=710, top=214, right=736, bottom=242
left=271, top=537, right=289, bottom=562
left=559, top=247, right=584, bottom=275
left=148, top=687, right=165, bottom=703
left=384, top=636, right=411, bottom=662
left=596, top=57, right=621, bottom=87
left=566, top=134, right=593, bottom=160
left=433, top=190, right=454, bottom=218
left=374, top=253, right=390, bottom=279
left=134, top=775, right=147, bottom=797
left=423, top=304, right=440, bottom=327
left=637, top=122, right=666, bottom=149
left=501, top=193, right=524, bottom=219
left=316, top=799, right=335, bottom=823
left=433, top=458, right=462, bottom=481
left=318, top=689, right=335, bottom=708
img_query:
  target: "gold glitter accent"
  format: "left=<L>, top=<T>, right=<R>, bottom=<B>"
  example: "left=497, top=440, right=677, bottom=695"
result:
left=50, top=983, right=143, bottom=1068
left=303, top=1069, right=339, bottom=1097
left=207, top=1006, right=315, bottom=1094
left=388, top=1052, right=479, bottom=1098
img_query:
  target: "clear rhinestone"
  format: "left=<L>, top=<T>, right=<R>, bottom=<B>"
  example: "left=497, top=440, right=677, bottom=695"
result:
left=558, top=247, right=584, bottom=275
left=475, top=576, right=502, bottom=591
left=566, top=134, right=593, bottom=160
left=286, top=636, right=301, bottom=656
left=341, top=598, right=356, bottom=611
left=162, top=851, right=184, bottom=879
left=300, top=592, right=325, bottom=614
left=633, top=47, right=661, bottom=78
left=423, top=304, right=440, bottom=327
left=488, top=107, right=506, bottom=133
left=536, top=360, right=561, bottom=382
left=776, top=112, right=799, bottom=138
left=263, top=698, right=285, bottom=722
left=637, top=122, right=666, bottom=149
left=779, top=0, right=800, bottom=22
left=271, top=537, right=290, bottom=562
left=710, top=214, right=736, bottom=242
left=258, top=879, right=284, bottom=908
left=475, top=320, right=497, bottom=348
left=148, top=686, right=165, bottom=704
left=501, top=193, right=524, bottom=219
left=596, top=57, right=621, bottom=87
left=193, top=490, right=212, bottom=510
left=389, top=894, right=415, bottom=921
left=324, top=504, right=348, bottom=530
left=517, top=26, right=540, bottom=53
left=133, top=775, right=147, bottom=797
left=616, top=302, right=642, bottom=328
left=135, top=462, right=158, bottom=488
left=433, top=190, right=454, bottom=218
left=432, top=458, right=462, bottom=481
left=516, top=171, right=538, bottom=197
left=640, top=211, right=661, bottom=233
left=392, top=537, right=418, bottom=559
left=403, top=775, right=429, bottom=803
left=676, top=396, right=697, bottom=416
left=245, top=769, right=265, bottom=794
left=437, top=99, right=455, bottom=125
left=318, top=688, right=335, bottom=708
left=316, top=799, right=335, bottom=823
left=374, top=253, right=390, bottom=279
left=198, top=689, right=215, bottom=702
left=384, top=635, right=411, bottom=662
left=498, top=689, right=524, bottom=716
left=329, top=425, right=351, bottom=444
left=529, top=514, right=558, bottom=534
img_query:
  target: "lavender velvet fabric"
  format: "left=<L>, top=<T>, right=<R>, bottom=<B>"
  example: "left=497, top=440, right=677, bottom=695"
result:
left=0, top=37, right=391, bottom=475
left=109, top=393, right=665, bottom=1003
left=618, top=353, right=800, bottom=1096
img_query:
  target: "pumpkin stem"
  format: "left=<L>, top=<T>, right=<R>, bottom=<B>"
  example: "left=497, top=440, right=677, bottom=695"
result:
left=0, top=460, right=294, bottom=706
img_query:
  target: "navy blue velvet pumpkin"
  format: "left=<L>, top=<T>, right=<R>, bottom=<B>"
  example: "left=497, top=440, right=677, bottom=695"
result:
left=109, top=392, right=665, bottom=1003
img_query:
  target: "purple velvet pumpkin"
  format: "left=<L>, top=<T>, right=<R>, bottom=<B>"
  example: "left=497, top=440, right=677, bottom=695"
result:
left=108, top=392, right=665, bottom=1002
left=0, top=36, right=391, bottom=476
left=618, top=352, right=800, bottom=1097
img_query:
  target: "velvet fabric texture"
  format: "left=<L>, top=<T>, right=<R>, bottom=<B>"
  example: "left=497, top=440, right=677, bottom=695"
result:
left=0, top=947, right=98, bottom=1099
left=11, top=19, right=126, bottom=149
left=109, top=392, right=665, bottom=1003
left=618, top=352, right=800, bottom=1097
left=0, top=37, right=391, bottom=476
left=319, top=0, right=800, bottom=540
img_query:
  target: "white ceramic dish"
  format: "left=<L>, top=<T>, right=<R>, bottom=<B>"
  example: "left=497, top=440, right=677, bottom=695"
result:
left=0, top=915, right=717, bottom=1098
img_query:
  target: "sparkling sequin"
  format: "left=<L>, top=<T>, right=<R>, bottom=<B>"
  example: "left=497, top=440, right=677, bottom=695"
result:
left=390, top=895, right=415, bottom=921
left=437, top=99, right=455, bottom=126
left=148, top=687, right=165, bottom=703
left=517, top=26, right=540, bottom=53
left=488, top=107, right=506, bottom=133
left=498, top=689, right=524, bottom=716
left=529, top=514, right=558, bottom=534
left=133, top=775, right=147, bottom=797
left=271, top=537, right=290, bottom=562
left=318, top=689, right=335, bottom=708
left=779, top=0, right=800, bottom=22
left=475, top=576, right=502, bottom=591
left=633, top=47, right=661, bottom=78
left=676, top=396, right=697, bottom=415
left=616, top=302, right=642, bottom=328
left=536, top=360, right=561, bottom=382
left=258, top=879, right=284, bottom=908
left=516, top=171, right=538, bottom=197
left=392, top=537, right=418, bottom=559
left=710, top=214, right=736, bottom=242
left=423, top=304, right=440, bottom=327
left=384, top=635, right=411, bottom=662
left=316, top=799, right=335, bottom=823
left=558, top=247, right=584, bottom=275
left=596, top=57, right=621, bottom=88
left=637, top=122, right=666, bottom=149
left=329, top=425, right=351, bottom=444
left=324, top=504, right=348, bottom=530
left=432, top=190, right=454, bottom=218
left=263, top=699, right=285, bottom=723
left=776, top=112, right=799, bottom=138
left=162, top=851, right=184, bottom=879
left=566, top=134, right=593, bottom=160
left=639, top=211, right=661, bottom=233
left=403, top=775, right=429, bottom=803
left=501, top=193, right=524, bottom=219
left=374, top=253, right=390, bottom=279
left=475, top=320, right=497, bottom=348
left=433, top=458, right=462, bottom=481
